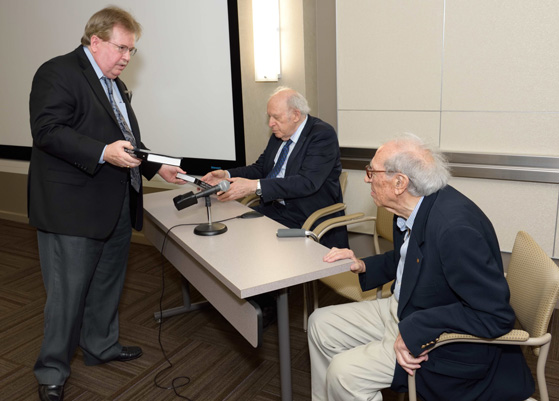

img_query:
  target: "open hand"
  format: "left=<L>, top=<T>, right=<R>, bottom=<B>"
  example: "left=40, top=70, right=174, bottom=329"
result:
left=323, top=247, right=366, bottom=273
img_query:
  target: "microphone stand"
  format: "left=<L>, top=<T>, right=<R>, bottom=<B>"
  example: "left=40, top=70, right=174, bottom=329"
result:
left=194, top=196, right=227, bottom=236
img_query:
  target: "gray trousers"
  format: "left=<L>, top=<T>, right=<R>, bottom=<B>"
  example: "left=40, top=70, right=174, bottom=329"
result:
left=308, top=296, right=400, bottom=401
left=34, top=191, right=132, bottom=385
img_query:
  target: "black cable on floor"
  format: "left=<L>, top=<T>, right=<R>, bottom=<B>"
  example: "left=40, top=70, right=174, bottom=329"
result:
left=154, top=222, right=195, bottom=400
left=152, top=214, right=244, bottom=399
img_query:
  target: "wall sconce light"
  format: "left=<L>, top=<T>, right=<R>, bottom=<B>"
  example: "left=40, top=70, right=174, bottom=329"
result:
left=252, top=0, right=281, bottom=82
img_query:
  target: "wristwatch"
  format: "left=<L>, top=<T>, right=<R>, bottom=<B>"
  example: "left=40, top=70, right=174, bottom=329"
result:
left=255, top=180, right=262, bottom=196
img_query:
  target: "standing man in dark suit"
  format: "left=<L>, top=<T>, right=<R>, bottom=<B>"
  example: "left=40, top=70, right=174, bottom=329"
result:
left=308, top=134, right=534, bottom=400
left=28, top=7, right=186, bottom=401
left=202, top=87, right=348, bottom=249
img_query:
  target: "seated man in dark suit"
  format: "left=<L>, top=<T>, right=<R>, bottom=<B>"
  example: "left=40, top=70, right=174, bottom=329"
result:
left=308, top=134, right=534, bottom=401
left=202, top=86, right=348, bottom=249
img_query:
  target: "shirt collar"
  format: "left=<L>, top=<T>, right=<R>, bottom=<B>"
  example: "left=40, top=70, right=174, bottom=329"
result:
left=288, top=115, right=308, bottom=145
left=396, top=196, right=424, bottom=233
left=83, top=46, right=104, bottom=80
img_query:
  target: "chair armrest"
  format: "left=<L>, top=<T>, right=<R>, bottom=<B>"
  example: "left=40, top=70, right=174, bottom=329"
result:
left=436, top=329, right=529, bottom=345
left=418, top=329, right=530, bottom=353
left=314, top=214, right=376, bottom=241
left=407, top=330, right=549, bottom=401
left=301, top=203, right=347, bottom=230
left=240, top=194, right=260, bottom=207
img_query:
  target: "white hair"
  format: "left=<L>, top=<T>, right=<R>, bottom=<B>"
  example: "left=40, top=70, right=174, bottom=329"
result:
left=270, top=86, right=311, bottom=116
left=383, top=133, right=450, bottom=196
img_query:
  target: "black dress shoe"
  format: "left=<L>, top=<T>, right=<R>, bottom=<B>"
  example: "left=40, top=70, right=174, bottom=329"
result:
left=38, top=384, right=64, bottom=401
left=114, top=345, right=143, bottom=362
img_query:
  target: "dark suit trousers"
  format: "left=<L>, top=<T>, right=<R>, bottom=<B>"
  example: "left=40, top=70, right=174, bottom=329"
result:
left=34, top=189, right=132, bottom=385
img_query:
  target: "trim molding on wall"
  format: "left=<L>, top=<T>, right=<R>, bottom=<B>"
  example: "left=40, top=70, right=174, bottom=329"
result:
left=341, top=147, right=559, bottom=184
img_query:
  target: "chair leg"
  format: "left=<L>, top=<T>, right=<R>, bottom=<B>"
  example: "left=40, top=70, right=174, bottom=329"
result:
left=536, top=342, right=551, bottom=401
left=303, top=282, right=309, bottom=332
left=303, top=280, right=320, bottom=332
left=313, top=280, right=319, bottom=310
left=373, top=230, right=380, bottom=255
left=407, top=373, right=417, bottom=401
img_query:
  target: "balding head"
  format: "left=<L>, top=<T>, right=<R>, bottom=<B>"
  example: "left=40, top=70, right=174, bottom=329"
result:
left=376, top=134, right=450, bottom=197
left=267, top=87, right=310, bottom=141
left=269, top=86, right=311, bottom=116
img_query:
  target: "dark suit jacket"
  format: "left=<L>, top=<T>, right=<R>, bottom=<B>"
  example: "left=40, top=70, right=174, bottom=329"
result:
left=28, top=46, right=160, bottom=239
left=359, top=186, right=534, bottom=401
left=228, top=115, right=348, bottom=248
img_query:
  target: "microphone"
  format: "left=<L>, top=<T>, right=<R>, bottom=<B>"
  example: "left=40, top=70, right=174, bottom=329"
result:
left=195, top=180, right=230, bottom=198
left=173, top=180, right=230, bottom=211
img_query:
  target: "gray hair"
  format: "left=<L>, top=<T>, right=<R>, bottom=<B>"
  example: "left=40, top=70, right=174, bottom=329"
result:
left=383, top=133, right=450, bottom=196
left=270, top=86, right=311, bottom=116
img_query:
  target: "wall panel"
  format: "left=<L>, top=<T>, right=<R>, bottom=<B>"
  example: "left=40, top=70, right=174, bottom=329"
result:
left=337, top=0, right=444, bottom=111
left=338, top=111, right=440, bottom=149
left=440, top=112, right=559, bottom=155
left=442, top=0, right=559, bottom=112
left=450, top=177, right=559, bottom=255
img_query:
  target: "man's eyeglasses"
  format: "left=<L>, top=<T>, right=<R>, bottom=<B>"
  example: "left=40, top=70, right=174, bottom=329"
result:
left=105, top=41, right=137, bottom=56
left=365, top=164, right=386, bottom=179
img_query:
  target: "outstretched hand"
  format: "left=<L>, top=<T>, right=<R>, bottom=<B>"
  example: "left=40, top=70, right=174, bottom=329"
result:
left=158, top=165, right=187, bottom=185
left=201, top=170, right=227, bottom=186
left=323, top=247, right=366, bottom=273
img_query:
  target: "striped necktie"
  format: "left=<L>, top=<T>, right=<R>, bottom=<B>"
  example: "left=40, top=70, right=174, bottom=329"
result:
left=101, top=77, right=141, bottom=192
left=267, top=139, right=293, bottom=178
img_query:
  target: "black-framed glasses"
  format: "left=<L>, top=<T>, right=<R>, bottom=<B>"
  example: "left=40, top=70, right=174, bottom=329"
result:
left=365, top=164, right=386, bottom=179
left=105, top=40, right=137, bottom=56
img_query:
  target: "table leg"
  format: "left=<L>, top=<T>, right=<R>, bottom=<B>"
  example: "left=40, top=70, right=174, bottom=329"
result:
left=277, top=288, right=292, bottom=401
left=153, top=277, right=208, bottom=321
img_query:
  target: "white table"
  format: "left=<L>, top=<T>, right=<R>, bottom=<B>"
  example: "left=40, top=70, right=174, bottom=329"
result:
left=143, top=188, right=352, bottom=401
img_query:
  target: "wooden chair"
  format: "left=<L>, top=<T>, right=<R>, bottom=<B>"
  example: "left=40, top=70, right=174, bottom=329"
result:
left=406, top=231, right=559, bottom=401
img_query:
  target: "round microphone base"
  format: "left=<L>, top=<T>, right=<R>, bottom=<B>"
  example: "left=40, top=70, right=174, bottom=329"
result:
left=194, top=222, right=227, bottom=236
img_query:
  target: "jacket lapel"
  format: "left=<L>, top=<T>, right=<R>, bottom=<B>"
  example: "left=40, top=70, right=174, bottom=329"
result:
left=396, top=190, right=439, bottom=317
left=267, top=137, right=283, bottom=173
left=397, top=239, right=423, bottom=317
left=77, top=48, right=118, bottom=126
left=285, top=116, right=312, bottom=175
